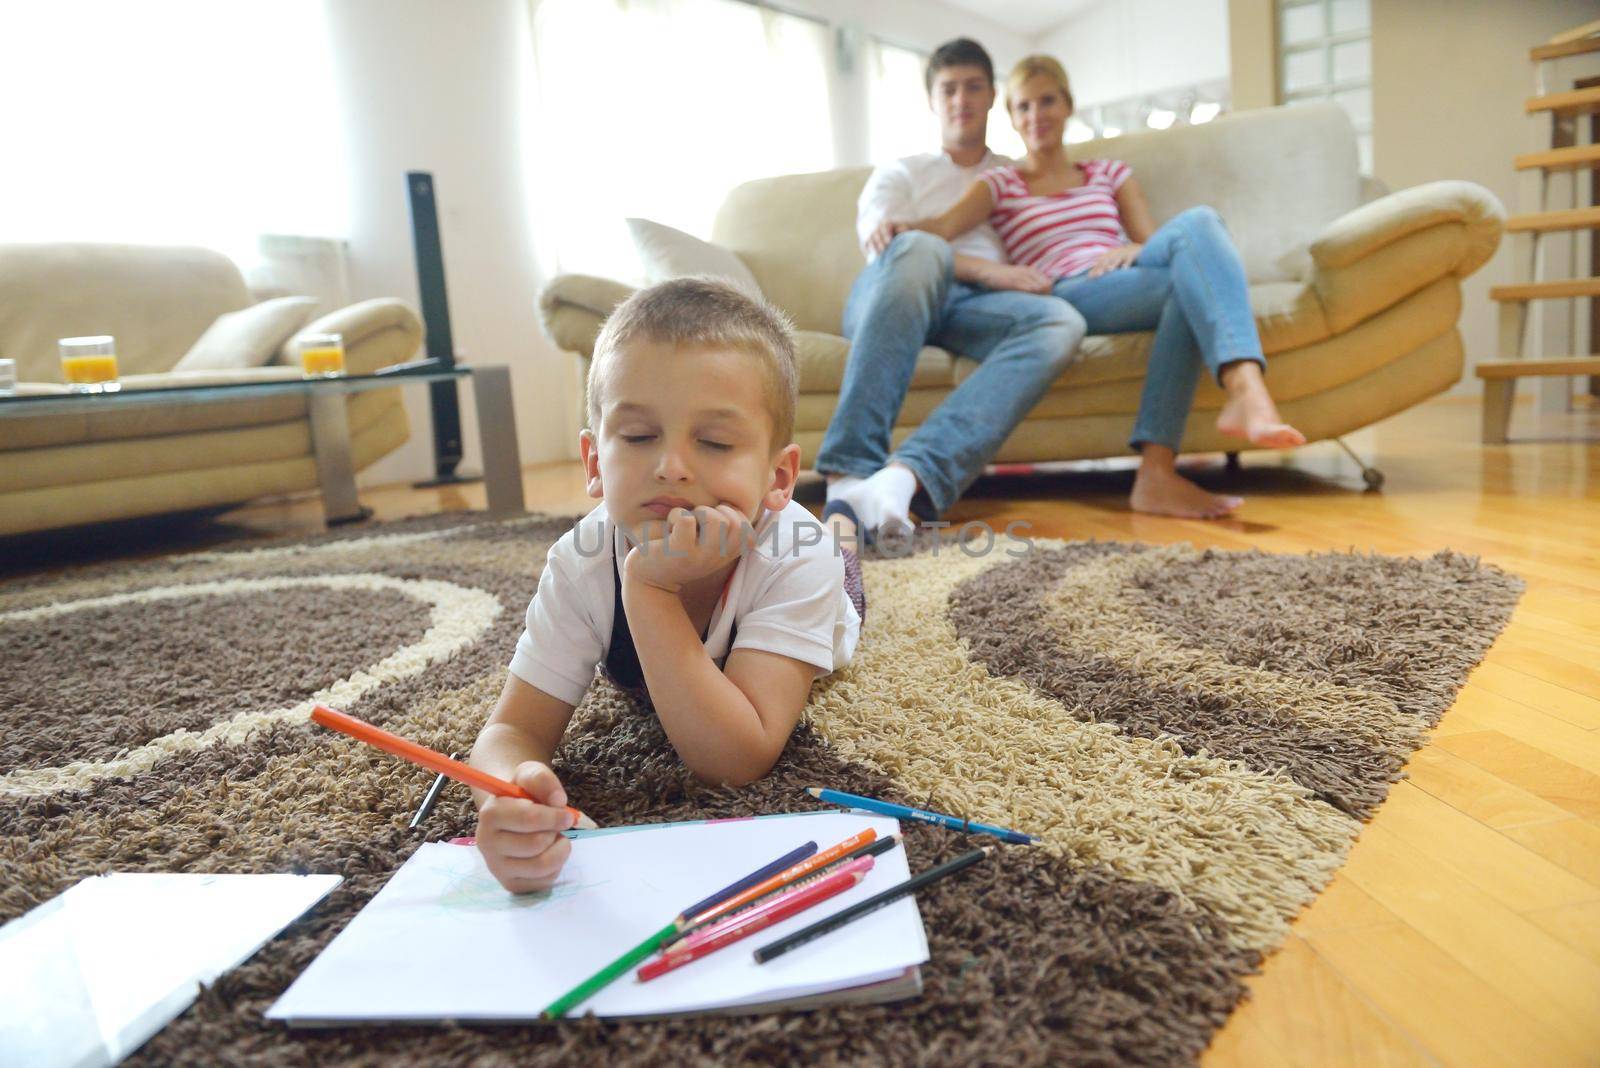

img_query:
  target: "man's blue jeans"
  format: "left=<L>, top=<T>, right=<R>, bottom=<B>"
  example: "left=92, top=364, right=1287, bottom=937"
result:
left=1051, top=205, right=1266, bottom=452
left=814, top=232, right=1086, bottom=517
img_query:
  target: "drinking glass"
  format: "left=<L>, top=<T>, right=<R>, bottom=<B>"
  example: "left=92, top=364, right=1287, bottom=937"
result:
left=60, top=336, right=120, bottom=393
left=297, top=333, right=346, bottom=378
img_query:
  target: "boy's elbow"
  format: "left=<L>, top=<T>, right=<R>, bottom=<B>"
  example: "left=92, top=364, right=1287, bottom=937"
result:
left=686, top=748, right=781, bottom=789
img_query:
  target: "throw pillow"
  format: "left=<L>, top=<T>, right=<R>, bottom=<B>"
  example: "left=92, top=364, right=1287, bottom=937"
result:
left=173, top=296, right=320, bottom=372
left=625, top=218, right=763, bottom=300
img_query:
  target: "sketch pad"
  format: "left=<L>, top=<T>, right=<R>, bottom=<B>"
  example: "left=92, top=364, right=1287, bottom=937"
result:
left=268, top=812, right=927, bottom=1023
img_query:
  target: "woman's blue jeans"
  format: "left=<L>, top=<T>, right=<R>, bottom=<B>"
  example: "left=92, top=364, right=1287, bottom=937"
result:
left=1051, top=205, right=1265, bottom=452
left=815, top=231, right=1086, bottom=517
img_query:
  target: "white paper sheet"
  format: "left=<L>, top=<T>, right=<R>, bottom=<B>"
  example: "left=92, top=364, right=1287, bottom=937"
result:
left=268, top=812, right=927, bottom=1022
left=0, top=872, right=341, bottom=1068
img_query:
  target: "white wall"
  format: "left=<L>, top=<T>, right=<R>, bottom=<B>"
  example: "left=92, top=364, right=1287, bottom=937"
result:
left=324, top=0, right=566, bottom=488
left=1371, top=0, right=1598, bottom=393
left=325, top=0, right=1030, bottom=485
left=1036, top=0, right=1230, bottom=108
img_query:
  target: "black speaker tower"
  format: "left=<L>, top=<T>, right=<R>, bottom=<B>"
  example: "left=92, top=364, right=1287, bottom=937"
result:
left=406, top=171, right=469, bottom=485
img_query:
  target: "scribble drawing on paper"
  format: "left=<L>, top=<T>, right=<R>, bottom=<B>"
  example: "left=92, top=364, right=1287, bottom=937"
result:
left=432, top=862, right=607, bottom=913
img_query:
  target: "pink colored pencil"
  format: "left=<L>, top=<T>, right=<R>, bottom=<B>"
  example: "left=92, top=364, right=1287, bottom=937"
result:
left=637, top=858, right=874, bottom=982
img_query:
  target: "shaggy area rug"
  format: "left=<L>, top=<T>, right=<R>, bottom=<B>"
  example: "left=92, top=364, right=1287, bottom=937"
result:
left=0, top=513, right=1523, bottom=1066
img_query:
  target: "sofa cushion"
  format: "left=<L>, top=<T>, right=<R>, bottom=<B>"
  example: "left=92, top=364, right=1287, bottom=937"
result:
left=0, top=388, right=400, bottom=494
left=796, top=281, right=1332, bottom=397
left=793, top=281, right=1460, bottom=439
left=174, top=296, right=321, bottom=372
left=794, top=330, right=952, bottom=393
left=0, top=404, right=411, bottom=536
left=626, top=218, right=763, bottom=300
left=0, top=243, right=252, bottom=382
left=713, top=169, right=869, bottom=335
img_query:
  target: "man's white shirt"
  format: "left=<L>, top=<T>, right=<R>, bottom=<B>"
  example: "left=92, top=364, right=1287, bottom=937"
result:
left=855, top=148, right=1012, bottom=264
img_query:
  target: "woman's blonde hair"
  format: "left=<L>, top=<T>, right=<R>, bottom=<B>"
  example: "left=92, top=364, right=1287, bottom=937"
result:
left=1005, top=55, right=1074, bottom=114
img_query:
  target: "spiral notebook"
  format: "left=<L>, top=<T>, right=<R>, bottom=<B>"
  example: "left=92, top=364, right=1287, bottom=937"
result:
left=268, top=811, right=926, bottom=1024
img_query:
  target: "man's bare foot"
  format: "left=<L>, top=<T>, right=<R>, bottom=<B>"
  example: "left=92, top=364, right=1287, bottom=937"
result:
left=1131, top=464, right=1242, bottom=519
left=1216, top=362, right=1307, bottom=448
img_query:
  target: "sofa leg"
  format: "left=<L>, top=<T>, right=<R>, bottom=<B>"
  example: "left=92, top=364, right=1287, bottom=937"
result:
left=1333, top=437, right=1385, bottom=491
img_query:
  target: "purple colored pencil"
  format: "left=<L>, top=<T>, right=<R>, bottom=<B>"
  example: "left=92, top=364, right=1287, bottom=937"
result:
left=678, top=841, right=818, bottom=921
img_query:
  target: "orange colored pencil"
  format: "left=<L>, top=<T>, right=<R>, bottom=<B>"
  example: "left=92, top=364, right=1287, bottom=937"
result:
left=683, top=827, right=877, bottom=929
left=309, top=704, right=594, bottom=829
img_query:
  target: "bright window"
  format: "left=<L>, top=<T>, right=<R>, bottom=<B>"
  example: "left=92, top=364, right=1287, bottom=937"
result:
left=867, top=38, right=1023, bottom=163
left=0, top=0, right=347, bottom=266
left=986, top=92, right=1028, bottom=161
left=1278, top=0, right=1373, bottom=173
left=528, top=0, right=834, bottom=281
left=866, top=40, right=937, bottom=163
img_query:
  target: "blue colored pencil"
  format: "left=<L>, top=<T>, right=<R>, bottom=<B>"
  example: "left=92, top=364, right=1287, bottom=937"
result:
left=678, top=840, right=818, bottom=921
left=805, top=787, right=1036, bottom=845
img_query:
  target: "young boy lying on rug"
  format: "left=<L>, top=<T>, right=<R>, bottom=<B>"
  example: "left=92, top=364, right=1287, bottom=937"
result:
left=468, top=277, right=867, bottom=893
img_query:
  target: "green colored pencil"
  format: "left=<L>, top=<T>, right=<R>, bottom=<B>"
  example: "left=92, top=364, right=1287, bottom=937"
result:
left=542, top=917, right=684, bottom=1019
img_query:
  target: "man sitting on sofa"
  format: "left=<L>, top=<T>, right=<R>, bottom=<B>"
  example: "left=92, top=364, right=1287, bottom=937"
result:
left=817, top=37, right=1085, bottom=545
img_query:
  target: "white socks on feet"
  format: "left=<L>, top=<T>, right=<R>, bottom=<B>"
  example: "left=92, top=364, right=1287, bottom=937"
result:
left=827, top=464, right=917, bottom=540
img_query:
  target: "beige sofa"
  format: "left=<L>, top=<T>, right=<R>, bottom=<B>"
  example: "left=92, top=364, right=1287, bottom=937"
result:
left=0, top=243, right=422, bottom=536
left=540, top=103, right=1503, bottom=478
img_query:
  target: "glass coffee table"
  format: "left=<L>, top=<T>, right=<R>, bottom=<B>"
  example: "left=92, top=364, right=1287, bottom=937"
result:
left=0, top=364, right=526, bottom=526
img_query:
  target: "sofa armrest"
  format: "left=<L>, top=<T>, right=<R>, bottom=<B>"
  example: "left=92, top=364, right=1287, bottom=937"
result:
left=1309, top=180, right=1504, bottom=333
left=281, top=298, right=424, bottom=376
left=539, top=274, right=636, bottom=358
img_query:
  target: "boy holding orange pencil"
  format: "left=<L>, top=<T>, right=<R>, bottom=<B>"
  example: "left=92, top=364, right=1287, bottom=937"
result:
left=469, top=278, right=867, bottom=894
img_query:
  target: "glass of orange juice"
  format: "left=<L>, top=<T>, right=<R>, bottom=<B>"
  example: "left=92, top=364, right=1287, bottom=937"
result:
left=60, top=336, right=121, bottom=393
left=297, top=333, right=346, bottom=379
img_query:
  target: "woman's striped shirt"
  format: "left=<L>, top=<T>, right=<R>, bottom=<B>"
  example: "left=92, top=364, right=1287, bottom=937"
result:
left=978, top=158, right=1132, bottom=279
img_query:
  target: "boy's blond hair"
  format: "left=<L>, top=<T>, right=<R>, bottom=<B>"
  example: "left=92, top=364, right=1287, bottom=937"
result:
left=1006, top=54, right=1074, bottom=114
left=587, top=276, right=799, bottom=450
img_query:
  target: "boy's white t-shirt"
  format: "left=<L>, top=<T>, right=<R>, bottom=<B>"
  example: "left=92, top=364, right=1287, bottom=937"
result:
left=509, top=498, right=861, bottom=706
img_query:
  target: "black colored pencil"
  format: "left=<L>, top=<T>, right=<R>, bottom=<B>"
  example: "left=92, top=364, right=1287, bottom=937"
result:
left=752, top=846, right=991, bottom=964
left=408, top=753, right=457, bottom=830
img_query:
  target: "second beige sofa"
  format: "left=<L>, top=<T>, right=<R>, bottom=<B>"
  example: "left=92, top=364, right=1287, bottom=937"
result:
left=0, top=242, right=422, bottom=536
left=540, top=103, right=1503, bottom=477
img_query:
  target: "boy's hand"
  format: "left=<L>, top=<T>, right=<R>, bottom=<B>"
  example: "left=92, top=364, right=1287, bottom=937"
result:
left=866, top=220, right=916, bottom=257
left=625, top=505, right=753, bottom=593
left=475, top=760, right=575, bottom=893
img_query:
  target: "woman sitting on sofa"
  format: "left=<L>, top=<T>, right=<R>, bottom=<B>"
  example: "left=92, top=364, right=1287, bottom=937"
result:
left=894, top=55, right=1304, bottom=519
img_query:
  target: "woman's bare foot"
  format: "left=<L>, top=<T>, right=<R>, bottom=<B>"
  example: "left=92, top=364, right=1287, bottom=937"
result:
left=1216, top=361, right=1306, bottom=449
left=1131, top=447, right=1242, bottom=519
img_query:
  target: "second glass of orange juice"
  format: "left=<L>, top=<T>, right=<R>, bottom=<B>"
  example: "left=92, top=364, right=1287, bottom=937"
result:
left=60, top=336, right=121, bottom=393
left=298, top=333, right=346, bottom=378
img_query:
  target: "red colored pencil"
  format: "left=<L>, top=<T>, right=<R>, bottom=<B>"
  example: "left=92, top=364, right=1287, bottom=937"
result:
left=637, top=859, right=873, bottom=982
left=309, top=704, right=594, bottom=829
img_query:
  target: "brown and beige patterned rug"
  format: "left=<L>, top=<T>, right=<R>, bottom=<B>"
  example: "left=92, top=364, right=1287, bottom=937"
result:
left=0, top=513, right=1523, bottom=1066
